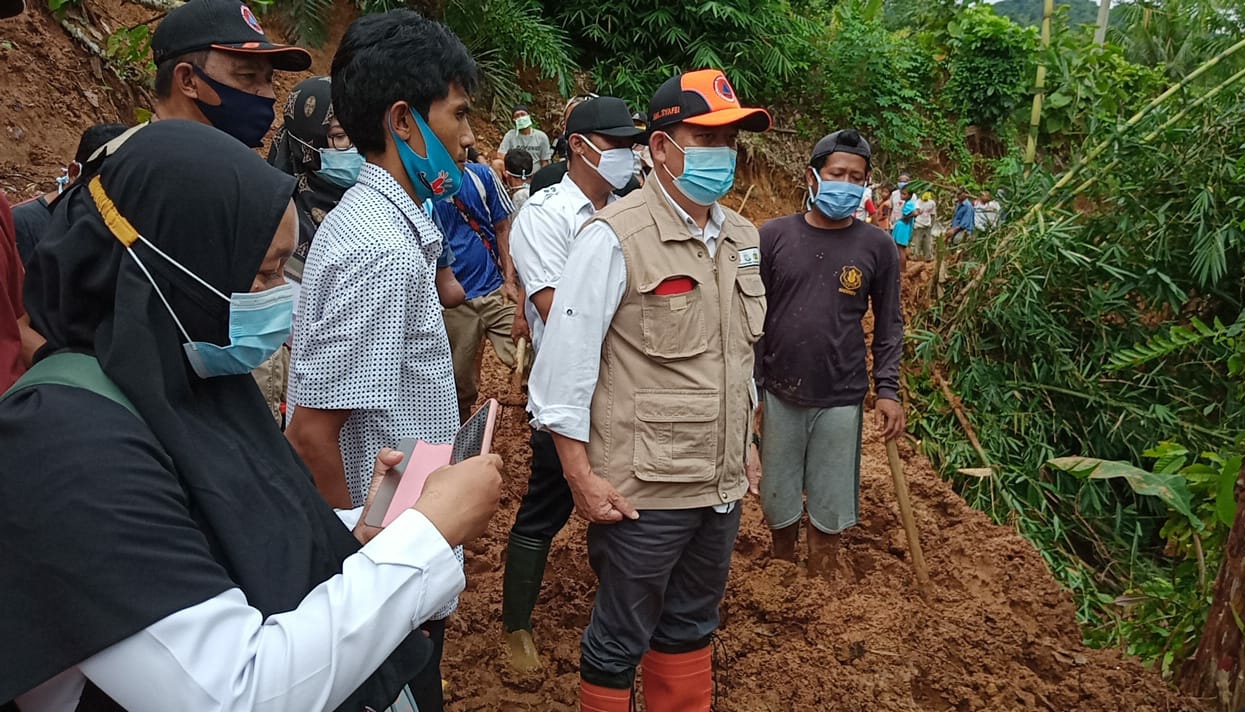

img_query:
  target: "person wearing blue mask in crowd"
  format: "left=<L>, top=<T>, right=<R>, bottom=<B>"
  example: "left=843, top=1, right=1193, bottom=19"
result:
left=269, top=76, right=466, bottom=315
left=284, top=12, right=479, bottom=712
left=751, top=129, right=906, bottom=580
left=268, top=76, right=365, bottom=282
left=528, top=68, right=770, bottom=712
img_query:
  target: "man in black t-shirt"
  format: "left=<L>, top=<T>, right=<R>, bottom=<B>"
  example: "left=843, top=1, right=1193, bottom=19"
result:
left=752, top=129, right=906, bottom=579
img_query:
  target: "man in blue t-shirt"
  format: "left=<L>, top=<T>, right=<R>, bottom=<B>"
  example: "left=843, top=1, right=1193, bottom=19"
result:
left=434, top=161, right=520, bottom=420
left=947, top=188, right=975, bottom=245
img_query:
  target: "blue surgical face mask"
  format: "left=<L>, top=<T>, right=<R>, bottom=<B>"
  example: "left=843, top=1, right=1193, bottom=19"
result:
left=661, top=134, right=737, bottom=206
left=193, top=66, right=276, bottom=148
left=181, top=283, right=295, bottom=378
left=317, top=147, right=364, bottom=188
left=391, top=108, right=462, bottom=202
left=126, top=236, right=294, bottom=378
left=810, top=180, right=866, bottom=221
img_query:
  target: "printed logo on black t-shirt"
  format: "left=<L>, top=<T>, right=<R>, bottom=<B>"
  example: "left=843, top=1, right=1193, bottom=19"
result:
left=839, top=265, right=862, bottom=296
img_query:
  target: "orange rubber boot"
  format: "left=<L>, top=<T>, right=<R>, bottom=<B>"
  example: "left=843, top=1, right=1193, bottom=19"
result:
left=641, top=646, right=712, bottom=712
left=580, top=679, right=632, bottom=712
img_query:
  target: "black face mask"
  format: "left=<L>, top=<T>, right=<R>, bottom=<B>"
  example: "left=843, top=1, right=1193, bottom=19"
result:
left=192, top=66, right=276, bottom=148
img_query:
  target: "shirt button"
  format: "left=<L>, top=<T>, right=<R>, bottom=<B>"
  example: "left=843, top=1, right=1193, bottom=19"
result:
left=697, top=251, right=704, bottom=258
left=729, top=254, right=736, bottom=261
left=720, top=491, right=729, bottom=501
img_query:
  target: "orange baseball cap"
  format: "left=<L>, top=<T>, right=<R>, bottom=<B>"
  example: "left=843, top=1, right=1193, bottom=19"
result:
left=647, top=69, right=772, bottom=133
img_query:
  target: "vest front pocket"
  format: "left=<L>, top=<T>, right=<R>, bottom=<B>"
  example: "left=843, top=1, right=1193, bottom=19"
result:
left=633, top=389, right=720, bottom=483
left=639, top=278, right=708, bottom=360
left=736, top=271, right=766, bottom=343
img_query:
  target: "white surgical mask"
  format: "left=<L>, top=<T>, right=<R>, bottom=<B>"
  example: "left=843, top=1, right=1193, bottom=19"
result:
left=577, top=135, right=636, bottom=190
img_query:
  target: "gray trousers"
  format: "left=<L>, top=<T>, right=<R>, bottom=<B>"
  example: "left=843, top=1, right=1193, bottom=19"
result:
left=760, top=391, right=863, bottom=534
left=580, top=506, right=742, bottom=688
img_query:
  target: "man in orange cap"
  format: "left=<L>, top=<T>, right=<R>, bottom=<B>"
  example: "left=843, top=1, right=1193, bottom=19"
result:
left=528, top=69, right=770, bottom=712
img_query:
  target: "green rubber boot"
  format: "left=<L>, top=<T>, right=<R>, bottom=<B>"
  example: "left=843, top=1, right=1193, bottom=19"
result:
left=502, top=532, right=552, bottom=672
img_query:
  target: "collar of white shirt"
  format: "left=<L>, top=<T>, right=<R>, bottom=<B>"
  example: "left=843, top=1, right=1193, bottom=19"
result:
left=355, top=162, right=441, bottom=249
left=652, top=175, right=726, bottom=246
left=555, top=171, right=613, bottom=218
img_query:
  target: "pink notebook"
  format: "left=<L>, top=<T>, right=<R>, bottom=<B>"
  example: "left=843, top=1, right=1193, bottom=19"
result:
left=380, top=441, right=453, bottom=527
left=364, top=399, right=499, bottom=528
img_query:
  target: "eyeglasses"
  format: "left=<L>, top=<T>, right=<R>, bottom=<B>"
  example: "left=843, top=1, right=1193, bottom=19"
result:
left=325, top=131, right=353, bottom=150
left=293, top=132, right=354, bottom=152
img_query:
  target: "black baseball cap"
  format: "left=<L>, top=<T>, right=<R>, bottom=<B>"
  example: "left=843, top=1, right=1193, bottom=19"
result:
left=566, top=97, right=646, bottom=143
left=810, top=129, right=872, bottom=166
left=648, top=69, right=771, bottom=133
left=151, top=0, right=312, bottom=71
left=1, top=0, right=24, bottom=19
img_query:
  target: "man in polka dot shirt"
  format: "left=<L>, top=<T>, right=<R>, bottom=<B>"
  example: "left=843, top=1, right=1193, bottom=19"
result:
left=284, top=11, right=480, bottom=711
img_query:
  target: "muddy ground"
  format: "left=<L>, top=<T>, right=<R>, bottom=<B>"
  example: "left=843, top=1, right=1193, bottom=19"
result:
left=442, top=303, right=1205, bottom=711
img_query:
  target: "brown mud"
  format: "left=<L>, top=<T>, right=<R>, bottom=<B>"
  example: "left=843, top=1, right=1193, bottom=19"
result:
left=443, top=336, right=1204, bottom=712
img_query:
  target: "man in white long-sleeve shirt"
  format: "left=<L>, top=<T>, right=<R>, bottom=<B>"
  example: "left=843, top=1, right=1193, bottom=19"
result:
left=527, top=69, right=769, bottom=712
left=501, top=96, right=644, bottom=672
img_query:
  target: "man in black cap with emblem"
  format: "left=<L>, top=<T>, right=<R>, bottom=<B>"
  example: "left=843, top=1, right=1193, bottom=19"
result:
left=84, top=0, right=311, bottom=162
left=500, top=95, right=645, bottom=673
left=752, top=129, right=906, bottom=577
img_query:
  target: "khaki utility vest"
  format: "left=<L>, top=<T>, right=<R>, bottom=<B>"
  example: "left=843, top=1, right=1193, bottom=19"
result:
left=585, top=178, right=766, bottom=510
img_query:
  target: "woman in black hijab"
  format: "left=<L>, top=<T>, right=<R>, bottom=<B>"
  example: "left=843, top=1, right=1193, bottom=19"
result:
left=267, top=76, right=360, bottom=283
left=0, top=120, right=500, bottom=711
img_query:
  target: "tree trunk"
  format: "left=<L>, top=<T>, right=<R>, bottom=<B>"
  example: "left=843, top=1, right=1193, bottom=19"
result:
left=1094, top=0, right=1110, bottom=45
left=1180, top=458, right=1245, bottom=710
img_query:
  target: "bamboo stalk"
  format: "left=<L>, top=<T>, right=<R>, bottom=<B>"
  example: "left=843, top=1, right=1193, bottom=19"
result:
left=950, top=36, right=1245, bottom=324
left=1027, top=36, right=1245, bottom=220
left=1093, top=0, right=1110, bottom=45
left=1024, top=0, right=1054, bottom=167
left=934, top=371, right=992, bottom=469
left=1064, top=65, right=1245, bottom=200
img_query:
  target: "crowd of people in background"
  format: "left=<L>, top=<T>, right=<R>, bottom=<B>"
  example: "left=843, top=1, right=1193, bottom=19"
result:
left=0, top=0, right=1003, bottom=708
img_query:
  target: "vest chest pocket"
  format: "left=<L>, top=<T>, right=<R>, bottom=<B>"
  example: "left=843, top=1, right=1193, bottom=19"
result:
left=633, top=389, right=719, bottom=483
left=736, top=271, right=766, bottom=343
left=639, top=277, right=708, bottom=360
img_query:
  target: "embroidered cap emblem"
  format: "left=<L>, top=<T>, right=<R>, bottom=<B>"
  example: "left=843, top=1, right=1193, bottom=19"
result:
left=240, top=5, right=264, bottom=34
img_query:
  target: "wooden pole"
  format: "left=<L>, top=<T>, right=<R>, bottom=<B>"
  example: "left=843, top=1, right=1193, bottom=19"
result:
left=886, top=439, right=931, bottom=592
left=511, top=337, right=528, bottom=394
left=737, top=184, right=756, bottom=215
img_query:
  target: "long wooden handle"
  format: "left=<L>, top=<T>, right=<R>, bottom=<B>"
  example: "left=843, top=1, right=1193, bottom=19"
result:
left=886, top=439, right=930, bottom=592
left=511, top=337, right=529, bottom=393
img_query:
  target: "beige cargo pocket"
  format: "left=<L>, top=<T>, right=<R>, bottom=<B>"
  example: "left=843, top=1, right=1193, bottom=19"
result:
left=633, top=390, right=720, bottom=483
left=639, top=278, right=708, bottom=360
left=736, top=272, right=766, bottom=343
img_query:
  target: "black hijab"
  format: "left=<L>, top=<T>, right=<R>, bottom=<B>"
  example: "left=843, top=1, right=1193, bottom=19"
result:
left=5, top=120, right=428, bottom=708
left=267, top=76, right=347, bottom=277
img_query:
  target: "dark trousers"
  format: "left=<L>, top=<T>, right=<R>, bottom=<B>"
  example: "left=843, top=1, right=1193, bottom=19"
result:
left=511, top=428, right=575, bottom=540
left=580, top=506, right=742, bottom=689
left=408, top=618, right=446, bottom=712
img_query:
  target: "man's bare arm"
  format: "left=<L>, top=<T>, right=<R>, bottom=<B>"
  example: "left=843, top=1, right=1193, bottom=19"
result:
left=286, top=407, right=353, bottom=509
